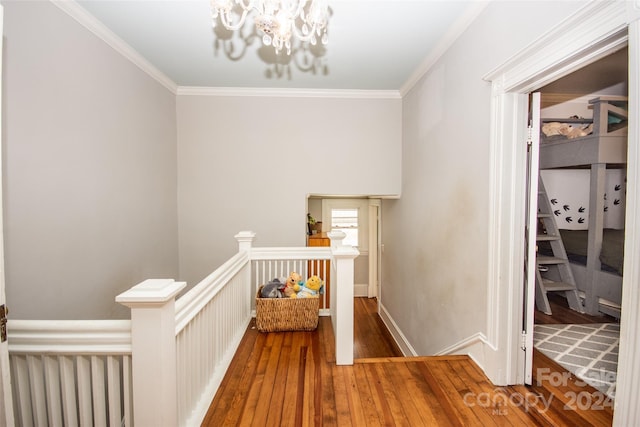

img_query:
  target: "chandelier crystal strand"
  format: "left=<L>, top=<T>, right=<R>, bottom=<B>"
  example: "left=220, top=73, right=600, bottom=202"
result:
left=210, top=0, right=252, bottom=31
left=210, top=0, right=329, bottom=55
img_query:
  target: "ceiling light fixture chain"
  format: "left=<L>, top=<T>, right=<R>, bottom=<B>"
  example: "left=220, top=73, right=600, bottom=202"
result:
left=211, top=0, right=330, bottom=55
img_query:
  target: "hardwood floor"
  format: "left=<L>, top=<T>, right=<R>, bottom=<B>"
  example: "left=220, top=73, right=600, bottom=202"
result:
left=534, top=293, right=617, bottom=325
left=202, top=297, right=613, bottom=426
left=353, top=296, right=403, bottom=359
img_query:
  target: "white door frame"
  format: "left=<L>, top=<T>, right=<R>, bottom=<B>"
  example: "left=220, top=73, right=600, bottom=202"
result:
left=0, top=4, right=16, bottom=425
left=523, top=92, right=541, bottom=385
left=483, top=1, right=640, bottom=425
left=368, top=201, right=381, bottom=299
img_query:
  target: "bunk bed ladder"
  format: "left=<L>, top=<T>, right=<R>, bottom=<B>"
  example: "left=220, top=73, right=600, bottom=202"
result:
left=535, top=177, right=585, bottom=315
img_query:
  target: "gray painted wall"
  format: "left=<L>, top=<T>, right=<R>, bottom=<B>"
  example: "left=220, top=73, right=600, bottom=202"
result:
left=2, top=1, right=179, bottom=319
left=176, top=95, right=401, bottom=287
left=381, top=1, right=583, bottom=356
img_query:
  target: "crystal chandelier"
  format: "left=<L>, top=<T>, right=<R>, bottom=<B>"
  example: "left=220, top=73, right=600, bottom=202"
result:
left=210, top=0, right=330, bottom=55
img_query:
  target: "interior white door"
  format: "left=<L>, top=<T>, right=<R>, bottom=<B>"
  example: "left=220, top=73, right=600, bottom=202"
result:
left=0, top=5, right=15, bottom=424
left=523, top=92, right=541, bottom=385
left=368, top=203, right=380, bottom=298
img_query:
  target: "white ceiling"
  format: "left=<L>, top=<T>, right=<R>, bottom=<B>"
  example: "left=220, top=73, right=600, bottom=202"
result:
left=72, top=0, right=484, bottom=92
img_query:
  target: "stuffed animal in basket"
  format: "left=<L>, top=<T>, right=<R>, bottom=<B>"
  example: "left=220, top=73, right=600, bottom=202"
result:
left=284, top=271, right=302, bottom=298
left=294, top=275, right=324, bottom=298
left=260, top=278, right=285, bottom=298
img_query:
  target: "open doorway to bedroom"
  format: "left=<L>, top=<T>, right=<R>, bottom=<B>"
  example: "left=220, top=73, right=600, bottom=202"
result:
left=529, top=46, right=628, bottom=402
left=484, top=3, right=638, bottom=420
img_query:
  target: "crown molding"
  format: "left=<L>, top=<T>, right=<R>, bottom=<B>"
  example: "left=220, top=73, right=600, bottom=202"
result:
left=399, top=0, right=490, bottom=97
left=51, top=0, right=178, bottom=94
left=176, top=86, right=402, bottom=99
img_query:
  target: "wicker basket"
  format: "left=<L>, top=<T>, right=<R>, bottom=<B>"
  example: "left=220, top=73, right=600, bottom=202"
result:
left=255, top=288, right=319, bottom=332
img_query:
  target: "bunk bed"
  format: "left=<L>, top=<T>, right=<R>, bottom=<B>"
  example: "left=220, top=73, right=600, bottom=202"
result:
left=539, top=96, right=627, bottom=318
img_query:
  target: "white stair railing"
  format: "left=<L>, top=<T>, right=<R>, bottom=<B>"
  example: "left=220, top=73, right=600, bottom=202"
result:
left=248, top=231, right=359, bottom=364
left=7, top=320, right=132, bottom=427
left=7, top=231, right=358, bottom=426
left=173, top=248, right=252, bottom=426
left=250, top=246, right=333, bottom=315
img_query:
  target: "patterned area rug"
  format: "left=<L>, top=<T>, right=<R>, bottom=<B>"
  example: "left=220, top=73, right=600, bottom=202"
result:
left=534, top=323, right=619, bottom=398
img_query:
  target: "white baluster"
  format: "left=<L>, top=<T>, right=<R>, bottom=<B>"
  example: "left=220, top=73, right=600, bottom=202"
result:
left=14, top=356, right=33, bottom=427
left=77, top=355, right=92, bottom=425
left=43, top=356, right=63, bottom=427
left=59, top=356, right=78, bottom=427
left=91, top=355, right=106, bottom=427
left=106, top=356, right=121, bottom=427
left=122, top=356, right=133, bottom=427
left=27, top=355, right=47, bottom=426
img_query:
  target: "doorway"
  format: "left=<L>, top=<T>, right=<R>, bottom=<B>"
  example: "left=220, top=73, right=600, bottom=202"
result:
left=482, top=2, right=640, bottom=424
left=527, top=47, right=628, bottom=400
left=306, top=196, right=382, bottom=300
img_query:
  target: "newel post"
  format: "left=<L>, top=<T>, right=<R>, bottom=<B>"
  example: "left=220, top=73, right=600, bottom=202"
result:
left=236, top=231, right=256, bottom=306
left=328, top=231, right=359, bottom=365
left=235, top=230, right=256, bottom=252
left=116, top=279, right=186, bottom=427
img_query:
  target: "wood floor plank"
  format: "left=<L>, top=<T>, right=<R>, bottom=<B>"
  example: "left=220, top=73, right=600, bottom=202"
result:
left=377, top=362, right=426, bottom=427
left=455, top=356, right=553, bottom=427
left=341, top=364, right=368, bottom=426
left=331, top=365, right=353, bottom=427
left=318, top=357, right=337, bottom=426
left=237, top=331, right=274, bottom=426
left=413, top=360, right=474, bottom=427
left=446, top=359, right=531, bottom=427
left=502, top=385, right=557, bottom=427
left=263, top=333, right=289, bottom=426
left=279, top=337, right=301, bottom=426
left=535, top=293, right=617, bottom=325
left=302, top=346, right=317, bottom=426
left=394, top=361, right=450, bottom=426
left=202, top=298, right=613, bottom=427
left=320, top=316, right=335, bottom=363
left=294, top=344, right=307, bottom=426
left=353, top=297, right=403, bottom=359
left=530, top=350, right=614, bottom=427
left=439, top=360, right=506, bottom=427
left=256, top=333, right=286, bottom=425
left=206, top=323, right=265, bottom=426
left=310, top=324, right=325, bottom=426
left=372, top=363, right=412, bottom=426
left=364, top=362, right=405, bottom=426
left=353, top=364, right=382, bottom=427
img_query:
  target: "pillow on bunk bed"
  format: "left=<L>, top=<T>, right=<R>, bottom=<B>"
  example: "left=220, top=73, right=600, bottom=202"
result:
left=607, top=119, right=628, bottom=133
left=541, top=121, right=593, bottom=140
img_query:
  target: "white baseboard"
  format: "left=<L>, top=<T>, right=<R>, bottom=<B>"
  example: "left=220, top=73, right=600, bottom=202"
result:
left=378, top=303, right=417, bottom=357
left=434, top=332, right=489, bottom=357
left=378, top=302, right=489, bottom=373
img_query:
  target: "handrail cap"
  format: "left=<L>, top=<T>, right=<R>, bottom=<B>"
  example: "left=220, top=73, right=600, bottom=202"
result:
left=116, top=279, right=186, bottom=306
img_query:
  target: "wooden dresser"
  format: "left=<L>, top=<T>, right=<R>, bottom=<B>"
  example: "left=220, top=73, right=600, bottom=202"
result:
left=307, top=232, right=330, bottom=247
left=307, top=232, right=330, bottom=309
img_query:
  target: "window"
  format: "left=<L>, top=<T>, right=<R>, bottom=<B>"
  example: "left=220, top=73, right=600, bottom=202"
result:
left=331, top=208, right=359, bottom=247
left=322, top=198, right=369, bottom=251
